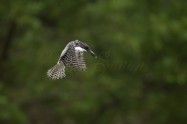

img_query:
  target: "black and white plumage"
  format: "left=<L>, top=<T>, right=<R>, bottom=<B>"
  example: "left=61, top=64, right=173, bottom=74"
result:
left=47, top=40, right=97, bottom=79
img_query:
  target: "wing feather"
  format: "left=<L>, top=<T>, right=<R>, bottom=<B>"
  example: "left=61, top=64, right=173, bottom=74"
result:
left=60, top=43, right=87, bottom=71
left=47, top=62, right=66, bottom=79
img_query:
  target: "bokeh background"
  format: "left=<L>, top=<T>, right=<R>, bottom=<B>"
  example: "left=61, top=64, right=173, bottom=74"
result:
left=0, top=0, right=187, bottom=124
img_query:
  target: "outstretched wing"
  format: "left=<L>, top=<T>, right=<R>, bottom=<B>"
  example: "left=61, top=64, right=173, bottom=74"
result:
left=60, top=44, right=87, bottom=71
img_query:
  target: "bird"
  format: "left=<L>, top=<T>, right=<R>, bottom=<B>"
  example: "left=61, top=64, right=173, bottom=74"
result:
left=47, top=40, right=97, bottom=79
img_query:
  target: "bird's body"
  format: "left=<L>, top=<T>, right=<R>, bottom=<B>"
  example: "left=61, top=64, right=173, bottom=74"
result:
left=47, top=40, right=96, bottom=79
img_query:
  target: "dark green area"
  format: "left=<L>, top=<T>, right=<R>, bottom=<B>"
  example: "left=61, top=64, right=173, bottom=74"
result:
left=0, top=0, right=187, bottom=124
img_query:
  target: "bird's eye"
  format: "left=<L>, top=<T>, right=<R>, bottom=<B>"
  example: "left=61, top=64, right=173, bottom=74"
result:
left=85, top=46, right=89, bottom=50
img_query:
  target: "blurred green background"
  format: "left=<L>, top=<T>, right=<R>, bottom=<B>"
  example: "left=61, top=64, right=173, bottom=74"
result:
left=0, top=0, right=187, bottom=124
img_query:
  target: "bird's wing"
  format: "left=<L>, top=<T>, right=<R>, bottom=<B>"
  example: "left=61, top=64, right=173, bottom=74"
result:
left=60, top=44, right=86, bottom=71
left=47, top=62, right=66, bottom=79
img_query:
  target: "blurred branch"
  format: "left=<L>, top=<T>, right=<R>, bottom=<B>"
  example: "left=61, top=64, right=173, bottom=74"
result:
left=0, top=21, right=16, bottom=62
left=0, top=21, right=16, bottom=80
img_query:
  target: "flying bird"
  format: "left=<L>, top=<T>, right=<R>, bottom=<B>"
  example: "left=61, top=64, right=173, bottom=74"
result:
left=47, top=40, right=97, bottom=79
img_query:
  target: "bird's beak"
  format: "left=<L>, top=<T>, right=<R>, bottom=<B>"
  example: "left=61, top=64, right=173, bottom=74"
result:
left=88, top=49, right=97, bottom=58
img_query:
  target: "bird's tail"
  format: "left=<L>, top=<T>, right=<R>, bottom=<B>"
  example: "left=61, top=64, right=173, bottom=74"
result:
left=47, top=62, right=66, bottom=79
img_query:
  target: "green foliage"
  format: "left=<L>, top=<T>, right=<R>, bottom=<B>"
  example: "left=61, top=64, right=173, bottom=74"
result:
left=0, top=0, right=187, bottom=124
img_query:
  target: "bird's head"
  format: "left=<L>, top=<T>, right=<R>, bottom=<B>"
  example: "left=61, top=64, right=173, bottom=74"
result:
left=74, top=40, right=97, bottom=58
